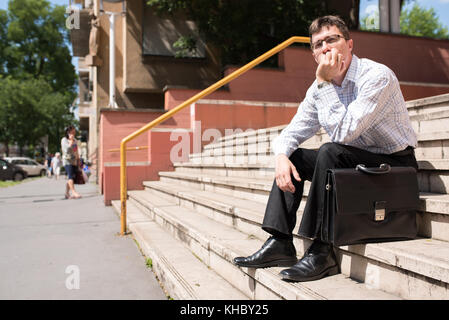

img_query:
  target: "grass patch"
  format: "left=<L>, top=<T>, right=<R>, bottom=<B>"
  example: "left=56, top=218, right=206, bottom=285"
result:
left=0, top=180, right=20, bottom=188
left=0, top=176, right=44, bottom=188
left=146, top=258, right=153, bottom=269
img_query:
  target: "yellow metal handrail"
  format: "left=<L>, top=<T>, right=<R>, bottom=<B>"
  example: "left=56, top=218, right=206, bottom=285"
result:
left=119, top=36, right=310, bottom=235
left=108, top=146, right=149, bottom=153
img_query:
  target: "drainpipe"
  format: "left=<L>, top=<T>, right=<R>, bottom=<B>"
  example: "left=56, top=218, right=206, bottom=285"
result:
left=389, top=0, right=401, bottom=34
left=379, top=0, right=390, bottom=33
left=100, top=0, right=126, bottom=109
left=379, top=0, right=401, bottom=33
left=109, top=13, right=117, bottom=108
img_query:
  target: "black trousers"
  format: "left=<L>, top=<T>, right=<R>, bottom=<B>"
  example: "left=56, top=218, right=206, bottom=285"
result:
left=262, top=142, right=418, bottom=241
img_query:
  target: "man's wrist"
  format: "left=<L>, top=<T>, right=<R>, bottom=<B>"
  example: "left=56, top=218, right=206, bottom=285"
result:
left=317, top=80, right=332, bottom=89
left=316, top=73, right=331, bottom=83
left=275, top=153, right=289, bottom=163
left=275, top=153, right=288, bottom=159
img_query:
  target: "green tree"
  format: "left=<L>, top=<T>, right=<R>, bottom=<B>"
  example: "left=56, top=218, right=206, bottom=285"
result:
left=400, top=3, right=449, bottom=39
left=0, top=10, right=8, bottom=75
left=0, top=0, right=77, bottom=155
left=5, top=0, right=76, bottom=93
left=359, top=9, right=379, bottom=31
left=0, top=77, right=76, bottom=155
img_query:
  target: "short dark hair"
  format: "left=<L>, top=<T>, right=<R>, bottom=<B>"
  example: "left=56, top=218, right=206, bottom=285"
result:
left=65, top=125, right=75, bottom=139
left=309, top=15, right=350, bottom=40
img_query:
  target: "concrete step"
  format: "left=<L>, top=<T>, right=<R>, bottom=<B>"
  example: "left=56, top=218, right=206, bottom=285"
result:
left=197, top=94, right=449, bottom=154
left=406, top=93, right=449, bottom=117
left=156, top=171, right=449, bottom=242
left=127, top=190, right=402, bottom=300
left=195, top=131, right=449, bottom=163
left=137, top=181, right=449, bottom=299
left=408, top=93, right=449, bottom=135
left=174, top=158, right=449, bottom=194
left=110, top=200, right=248, bottom=300
left=209, top=95, right=449, bottom=148
left=203, top=129, right=449, bottom=152
left=181, top=157, right=449, bottom=172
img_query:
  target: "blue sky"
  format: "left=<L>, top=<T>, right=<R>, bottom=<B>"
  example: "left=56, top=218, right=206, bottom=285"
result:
left=0, top=0, right=68, bottom=10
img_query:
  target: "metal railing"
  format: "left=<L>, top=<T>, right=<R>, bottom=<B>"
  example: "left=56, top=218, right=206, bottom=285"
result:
left=109, top=146, right=148, bottom=153
left=119, top=36, right=310, bottom=235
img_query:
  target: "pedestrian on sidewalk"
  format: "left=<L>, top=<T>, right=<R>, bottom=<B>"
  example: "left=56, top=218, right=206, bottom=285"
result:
left=61, top=126, right=82, bottom=199
left=51, top=152, right=62, bottom=180
left=45, top=153, right=53, bottom=178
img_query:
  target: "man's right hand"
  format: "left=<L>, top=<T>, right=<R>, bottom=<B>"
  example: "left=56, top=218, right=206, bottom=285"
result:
left=316, top=48, right=344, bottom=84
left=275, top=154, right=301, bottom=193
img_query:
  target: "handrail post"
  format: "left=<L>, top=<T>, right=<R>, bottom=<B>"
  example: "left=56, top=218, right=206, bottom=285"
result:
left=120, top=140, right=127, bottom=235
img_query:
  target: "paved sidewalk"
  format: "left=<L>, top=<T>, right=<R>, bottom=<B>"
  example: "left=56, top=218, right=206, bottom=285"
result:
left=0, top=177, right=167, bottom=300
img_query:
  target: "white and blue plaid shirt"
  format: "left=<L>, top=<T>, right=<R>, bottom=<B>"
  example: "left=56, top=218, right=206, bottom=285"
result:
left=273, top=55, right=417, bottom=157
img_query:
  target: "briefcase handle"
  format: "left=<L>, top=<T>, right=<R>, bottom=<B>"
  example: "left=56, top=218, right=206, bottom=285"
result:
left=356, top=163, right=391, bottom=175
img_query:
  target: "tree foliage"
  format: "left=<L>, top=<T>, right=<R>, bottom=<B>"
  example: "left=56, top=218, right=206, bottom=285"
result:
left=0, top=76, right=75, bottom=155
left=400, top=3, right=449, bottom=39
left=0, top=0, right=77, bottom=155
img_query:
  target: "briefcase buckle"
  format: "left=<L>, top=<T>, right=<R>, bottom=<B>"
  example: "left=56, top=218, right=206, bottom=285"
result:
left=374, top=201, right=386, bottom=221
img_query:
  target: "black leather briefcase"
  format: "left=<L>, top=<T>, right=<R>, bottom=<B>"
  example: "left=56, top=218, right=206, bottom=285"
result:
left=322, top=164, right=419, bottom=246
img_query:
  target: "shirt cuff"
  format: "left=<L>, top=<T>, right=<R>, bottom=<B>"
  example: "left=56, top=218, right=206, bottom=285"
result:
left=272, top=143, right=294, bottom=158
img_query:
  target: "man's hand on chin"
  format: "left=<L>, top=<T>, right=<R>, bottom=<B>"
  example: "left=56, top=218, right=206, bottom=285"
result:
left=316, top=48, right=344, bottom=84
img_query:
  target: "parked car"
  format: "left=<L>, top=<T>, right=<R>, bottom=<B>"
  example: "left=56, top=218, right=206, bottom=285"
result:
left=4, top=157, right=47, bottom=177
left=0, top=158, right=28, bottom=181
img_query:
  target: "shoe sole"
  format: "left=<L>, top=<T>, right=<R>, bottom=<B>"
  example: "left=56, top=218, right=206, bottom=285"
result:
left=234, top=257, right=298, bottom=269
left=280, top=264, right=340, bottom=282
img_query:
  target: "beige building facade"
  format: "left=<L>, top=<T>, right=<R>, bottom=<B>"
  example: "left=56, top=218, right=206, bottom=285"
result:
left=69, top=0, right=222, bottom=180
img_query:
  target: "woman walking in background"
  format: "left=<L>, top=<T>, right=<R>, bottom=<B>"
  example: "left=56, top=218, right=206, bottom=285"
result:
left=61, top=126, right=82, bottom=199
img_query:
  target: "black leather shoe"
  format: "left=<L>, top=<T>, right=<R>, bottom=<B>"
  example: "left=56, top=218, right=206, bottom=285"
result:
left=233, top=236, right=297, bottom=268
left=280, top=240, right=339, bottom=282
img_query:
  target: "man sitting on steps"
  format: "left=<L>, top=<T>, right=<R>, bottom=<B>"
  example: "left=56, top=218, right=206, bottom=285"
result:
left=233, top=15, right=418, bottom=282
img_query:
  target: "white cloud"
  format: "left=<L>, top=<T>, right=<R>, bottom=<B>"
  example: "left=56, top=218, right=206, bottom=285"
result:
left=439, top=0, right=449, bottom=3
left=365, top=4, right=379, bottom=15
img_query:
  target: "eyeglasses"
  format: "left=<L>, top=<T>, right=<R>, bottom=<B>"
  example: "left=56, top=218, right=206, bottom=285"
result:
left=311, top=34, right=347, bottom=51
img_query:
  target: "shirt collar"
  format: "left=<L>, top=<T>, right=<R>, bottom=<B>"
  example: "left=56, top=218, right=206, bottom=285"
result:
left=341, top=54, right=358, bottom=87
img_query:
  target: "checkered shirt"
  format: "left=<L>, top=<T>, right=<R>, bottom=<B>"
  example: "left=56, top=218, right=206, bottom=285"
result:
left=272, top=55, right=417, bottom=157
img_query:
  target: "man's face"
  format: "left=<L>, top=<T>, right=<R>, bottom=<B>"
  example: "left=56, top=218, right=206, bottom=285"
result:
left=311, top=25, right=353, bottom=68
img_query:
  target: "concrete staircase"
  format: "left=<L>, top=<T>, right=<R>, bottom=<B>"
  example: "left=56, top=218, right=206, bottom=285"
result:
left=112, top=93, right=449, bottom=300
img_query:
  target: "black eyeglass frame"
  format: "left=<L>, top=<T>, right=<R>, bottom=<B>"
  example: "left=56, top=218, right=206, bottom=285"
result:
left=310, top=34, right=348, bottom=51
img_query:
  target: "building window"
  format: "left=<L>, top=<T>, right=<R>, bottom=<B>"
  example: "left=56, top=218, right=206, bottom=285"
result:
left=142, top=8, right=206, bottom=58
left=80, top=76, right=92, bottom=103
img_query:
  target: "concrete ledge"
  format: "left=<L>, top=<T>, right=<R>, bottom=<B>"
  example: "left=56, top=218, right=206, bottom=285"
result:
left=406, top=93, right=449, bottom=109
